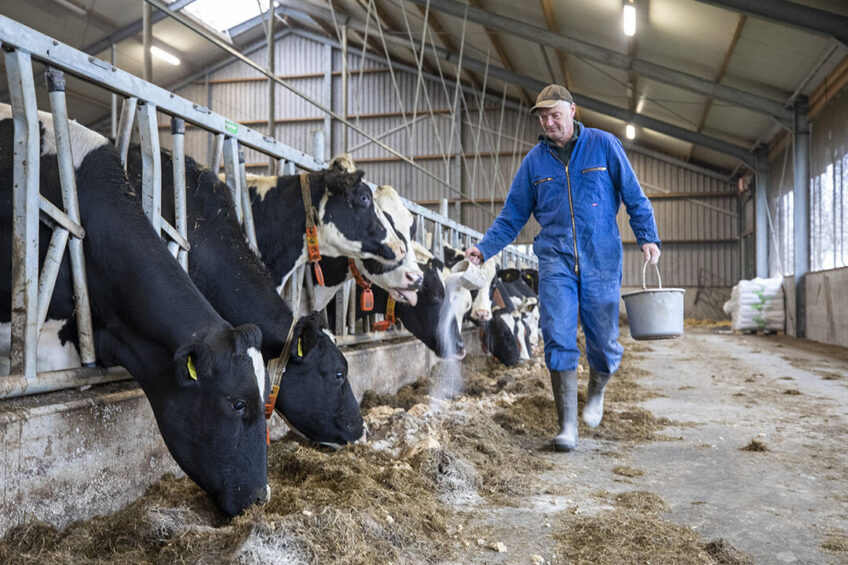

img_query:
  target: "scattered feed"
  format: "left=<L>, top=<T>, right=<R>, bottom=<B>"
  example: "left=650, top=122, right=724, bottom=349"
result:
left=739, top=440, right=769, bottom=452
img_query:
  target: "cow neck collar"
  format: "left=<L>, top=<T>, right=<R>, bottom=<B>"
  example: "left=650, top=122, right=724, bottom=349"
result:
left=372, top=297, right=396, bottom=331
left=264, top=316, right=299, bottom=425
left=348, top=258, right=375, bottom=312
left=300, top=173, right=324, bottom=285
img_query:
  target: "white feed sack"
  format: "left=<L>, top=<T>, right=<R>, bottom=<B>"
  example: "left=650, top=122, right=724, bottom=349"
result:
left=722, top=277, right=785, bottom=331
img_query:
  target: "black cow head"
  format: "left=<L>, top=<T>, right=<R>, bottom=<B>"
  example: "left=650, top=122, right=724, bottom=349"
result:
left=398, top=259, right=466, bottom=359
left=477, top=310, right=522, bottom=366
left=315, top=164, right=406, bottom=265
left=520, top=268, right=539, bottom=294
left=97, top=324, right=270, bottom=517
left=276, top=313, right=363, bottom=448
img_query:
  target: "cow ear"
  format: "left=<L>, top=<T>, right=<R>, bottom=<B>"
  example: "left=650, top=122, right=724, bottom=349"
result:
left=289, top=317, right=320, bottom=362
left=174, top=342, right=212, bottom=384
left=233, top=323, right=262, bottom=354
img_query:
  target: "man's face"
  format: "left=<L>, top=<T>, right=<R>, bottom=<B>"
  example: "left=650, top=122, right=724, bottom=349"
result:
left=537, top=101, right=576, bottom=147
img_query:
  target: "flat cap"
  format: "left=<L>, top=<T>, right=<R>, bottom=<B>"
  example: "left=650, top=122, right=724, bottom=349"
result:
left=530, top=84, right=573, bottom=114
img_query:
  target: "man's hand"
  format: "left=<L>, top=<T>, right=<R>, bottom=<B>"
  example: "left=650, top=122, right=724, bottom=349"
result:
left=465, top=245, right=484, bottom=266
left=642, top=243, right=661, bottom=265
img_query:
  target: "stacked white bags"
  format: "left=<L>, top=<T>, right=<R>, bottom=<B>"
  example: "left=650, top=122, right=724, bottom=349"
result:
left=722, top=277, right=785, bottom=332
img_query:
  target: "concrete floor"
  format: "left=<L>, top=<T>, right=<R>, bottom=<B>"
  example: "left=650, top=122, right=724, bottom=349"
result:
left=458, top=328, right=848, bottom=564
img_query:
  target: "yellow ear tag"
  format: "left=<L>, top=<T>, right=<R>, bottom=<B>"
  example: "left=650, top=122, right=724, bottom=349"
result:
left=297, top=338, right=303, bottom=357
left=187, top=355, right=198, bottom=381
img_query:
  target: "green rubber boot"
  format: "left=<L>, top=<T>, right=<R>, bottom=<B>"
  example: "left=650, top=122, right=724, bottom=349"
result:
left=550, top=369, right=578, bottom=451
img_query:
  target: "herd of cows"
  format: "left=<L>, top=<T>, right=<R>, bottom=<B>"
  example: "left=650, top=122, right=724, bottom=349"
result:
left=0, top=102, right=539, bottom=516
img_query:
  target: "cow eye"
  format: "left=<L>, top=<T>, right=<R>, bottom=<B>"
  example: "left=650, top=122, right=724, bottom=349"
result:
left=359, top=193, right=371, bottom=206
left=335, top=370, right=345, bottom=381
left=231, top=399, right=247, bottom=413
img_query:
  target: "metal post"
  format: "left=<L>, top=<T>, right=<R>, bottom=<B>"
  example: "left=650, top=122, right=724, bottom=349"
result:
left=341, top=25, right=348, bottom=152
left=136, top=101, right=162, bottom=235
left=283, top=160, right=296, bottom=175
left=334, top=287, right=346, bottom=336
left=754, top=145, right=769, bottom=278
left=142, top=1, right=152, bottom=82
left=115, top=96, right=137, bottom=168
left=212, top=132, right=225, bottom=172
left=347, top=279, right=357, bottom=334
left=38, top=68, right=94, bottom=368
left=205, top=72, right=214, bottom=167
left=793, top=97, right=809, bottom=338
left=110, top=44, right=117, bottom=140
left=238, top=148, right=259, bottom=249
left=266, top=5, right=276, bottom=174
left=223, top=137, right=243, bottom=224
left=276, top=159, right=286, bottom=176
left=171, top=117, right=189, bottom=271
left=312, top=129, right=325, bottom=164
left=323, top=43, right=332, bottom=159
left=6, top=48, right=40, bottom=378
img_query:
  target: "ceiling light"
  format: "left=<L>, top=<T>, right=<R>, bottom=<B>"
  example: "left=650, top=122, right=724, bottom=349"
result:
left=625, top=124, right=636, bottom=140
left=150, top=46, right=181, bottom=66
left=623, top=4, right=636, bottom=37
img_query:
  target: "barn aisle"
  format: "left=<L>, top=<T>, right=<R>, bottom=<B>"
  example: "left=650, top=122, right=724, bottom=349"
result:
left=455, top=327, right=848, bottom=564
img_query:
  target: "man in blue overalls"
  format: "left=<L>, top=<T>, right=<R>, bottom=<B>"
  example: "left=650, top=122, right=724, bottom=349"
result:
left=466, top=85, right=661, bottom=452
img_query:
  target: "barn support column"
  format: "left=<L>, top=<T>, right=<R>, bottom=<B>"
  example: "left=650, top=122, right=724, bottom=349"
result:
left=6, top=48, right=40, bottom=379
left=323, top=43, right=332, bottom=159
left=142, top=1, right=152, bottom=82
left=266, top=4, right=276, bottom=174
left=754, top=145, right=769, bottom=277
left=110, top=44, right=118, bottom=139
left=793, top=97, right=810, bottom=338
left=341, top=25, right=348, bottom=152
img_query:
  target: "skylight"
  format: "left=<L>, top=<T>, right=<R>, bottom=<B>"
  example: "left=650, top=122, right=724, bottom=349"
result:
left=182, top=0, right=271, bottom=35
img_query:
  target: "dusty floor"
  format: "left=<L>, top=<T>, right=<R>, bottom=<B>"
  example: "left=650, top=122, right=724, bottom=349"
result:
left=456, top=327, right=848, bottom=564
left=1, top=325, right=846, bottom=564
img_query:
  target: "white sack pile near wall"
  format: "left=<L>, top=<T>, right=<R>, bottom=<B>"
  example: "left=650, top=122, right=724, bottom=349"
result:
left=722, top=278, right=785, bottom=332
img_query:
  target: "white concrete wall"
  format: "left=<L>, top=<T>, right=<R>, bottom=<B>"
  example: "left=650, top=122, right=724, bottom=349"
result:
left=804, top=267, right=848, bottom=348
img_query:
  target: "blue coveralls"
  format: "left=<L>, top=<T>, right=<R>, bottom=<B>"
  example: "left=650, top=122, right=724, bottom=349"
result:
left=477, top=126, right=660, bottom=375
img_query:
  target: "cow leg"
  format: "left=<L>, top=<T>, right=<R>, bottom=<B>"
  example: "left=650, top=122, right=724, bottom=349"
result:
left=550, top=369, right=578, bottom=451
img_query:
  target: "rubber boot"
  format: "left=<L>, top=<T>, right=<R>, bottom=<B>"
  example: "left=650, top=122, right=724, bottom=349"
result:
left=550, top=369, right=578, bottom=452
left=582, top=368, right=612, bottom=428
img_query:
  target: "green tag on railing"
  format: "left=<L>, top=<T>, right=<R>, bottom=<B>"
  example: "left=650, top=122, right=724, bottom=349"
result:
left=225, top=120, right=238, bottom=135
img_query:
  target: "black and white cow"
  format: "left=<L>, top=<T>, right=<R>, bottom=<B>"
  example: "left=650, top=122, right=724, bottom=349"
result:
left=298, top=183, right=425, bottom=317
left=520, top=268, right=539, bottom=295
left=242, top=163, right=406, bottom=295
left=327, top=254, right=467, bottom=359
left=0, top=105, right=268, bottom=516
left=125, top=148, right=364, bottom=447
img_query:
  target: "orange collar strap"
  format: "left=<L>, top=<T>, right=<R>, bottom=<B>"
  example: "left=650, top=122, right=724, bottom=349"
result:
left=300, top=173, right=324, bottom=286
left=372, top=297, right=396, bottom=331
left=348, top=258, right=374, bottom=312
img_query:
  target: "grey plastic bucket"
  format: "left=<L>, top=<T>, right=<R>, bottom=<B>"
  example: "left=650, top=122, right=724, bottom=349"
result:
left=621, top=262, right=686, bottom=340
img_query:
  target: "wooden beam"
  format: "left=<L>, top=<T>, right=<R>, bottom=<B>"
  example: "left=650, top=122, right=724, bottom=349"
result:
left=688, top=14, right=746, bottom=160
left=539, top=0, right=580, bottom=119
left=415, top=4, right=484, bottom=92
left=469, top=0, right=532, bottom=106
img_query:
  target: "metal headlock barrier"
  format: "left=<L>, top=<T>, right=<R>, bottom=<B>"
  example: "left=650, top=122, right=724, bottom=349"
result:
left=0, top=14, right=535, bottom=399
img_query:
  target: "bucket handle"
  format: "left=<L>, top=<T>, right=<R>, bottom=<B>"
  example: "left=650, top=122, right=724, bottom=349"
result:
left=641, top=260, right=662, bottom=290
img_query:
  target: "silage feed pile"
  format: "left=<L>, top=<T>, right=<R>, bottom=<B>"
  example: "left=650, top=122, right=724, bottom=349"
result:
left=0, top=339, right=749, bottom=564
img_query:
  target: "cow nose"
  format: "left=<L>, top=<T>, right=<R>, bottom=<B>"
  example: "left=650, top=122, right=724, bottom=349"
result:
left=473, top=309, right=492, bottom=321
left=406, top=272, right=424, bottom=289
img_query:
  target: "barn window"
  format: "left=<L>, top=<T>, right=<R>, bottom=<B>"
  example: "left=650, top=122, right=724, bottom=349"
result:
left=183, top=0, right=272, bottom=36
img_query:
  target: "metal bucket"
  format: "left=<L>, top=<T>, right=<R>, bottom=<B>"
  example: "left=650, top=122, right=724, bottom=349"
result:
left=621, top=262, right=686, bottom=340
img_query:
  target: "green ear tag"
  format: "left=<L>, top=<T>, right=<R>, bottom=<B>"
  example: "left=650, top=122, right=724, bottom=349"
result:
left=297, top=338, right=303, bottom=358
left=187, top=355, right=198, bottom=380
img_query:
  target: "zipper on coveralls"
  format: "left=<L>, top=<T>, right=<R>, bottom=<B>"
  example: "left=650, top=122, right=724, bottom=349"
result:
left=549, top=149, right=580, bottom=275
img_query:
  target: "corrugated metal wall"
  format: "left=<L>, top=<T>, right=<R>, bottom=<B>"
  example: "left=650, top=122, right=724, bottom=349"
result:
left=167, top=31, right=740, bottom=288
